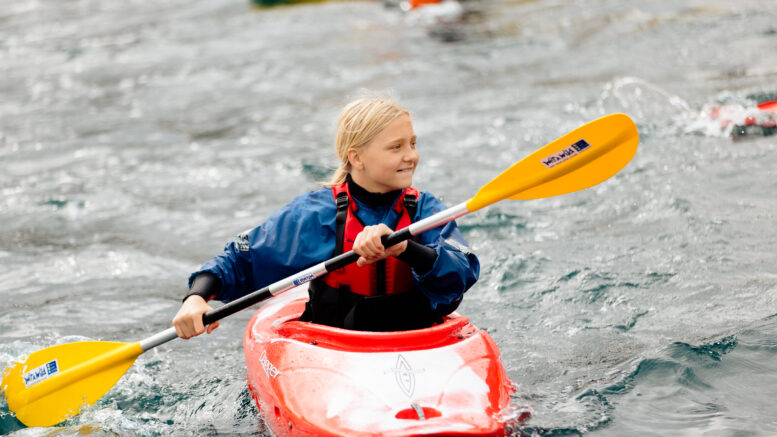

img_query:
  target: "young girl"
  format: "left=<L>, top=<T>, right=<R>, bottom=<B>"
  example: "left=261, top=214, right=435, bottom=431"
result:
left=173, top=96, right=479, bottom=337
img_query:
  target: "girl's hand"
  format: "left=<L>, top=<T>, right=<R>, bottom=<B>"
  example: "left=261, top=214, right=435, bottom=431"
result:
left=352, top=224, right=407, bottom=267
left=172, top=295, right=220, bottom=339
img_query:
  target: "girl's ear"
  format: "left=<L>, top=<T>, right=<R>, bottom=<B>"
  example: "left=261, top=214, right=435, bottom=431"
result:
left=347, top=148, right=363, bottom=171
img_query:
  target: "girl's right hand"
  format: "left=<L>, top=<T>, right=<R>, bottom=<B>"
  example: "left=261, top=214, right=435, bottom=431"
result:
left=353, top=224, right=407, bottom=267
left=173, top=295, right=220, bottom=339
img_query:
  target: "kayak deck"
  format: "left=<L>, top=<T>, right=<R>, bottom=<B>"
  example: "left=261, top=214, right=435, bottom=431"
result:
left=243, top=289, right=524, bottom=436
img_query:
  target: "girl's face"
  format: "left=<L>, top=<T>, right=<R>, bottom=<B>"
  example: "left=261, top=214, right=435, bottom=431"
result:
left=349, top=114, right=419, bottom=193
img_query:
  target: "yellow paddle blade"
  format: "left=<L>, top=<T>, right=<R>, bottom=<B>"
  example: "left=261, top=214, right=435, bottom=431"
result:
left=1, top=341, right=143, bottom=427
left=466, top=113, right=639, bottom=211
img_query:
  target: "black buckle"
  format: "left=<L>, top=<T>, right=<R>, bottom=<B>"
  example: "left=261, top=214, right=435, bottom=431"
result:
left=403, top=195, right=417, bottom=218
left=335, top=192, right=349, bottom=211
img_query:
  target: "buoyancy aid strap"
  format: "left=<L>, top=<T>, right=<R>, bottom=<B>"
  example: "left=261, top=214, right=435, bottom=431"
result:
left=402, top=191, right=418, bottom=224
left=334, top=191, right=349, bottom=256
left=376, top=259, right=386, bottom=295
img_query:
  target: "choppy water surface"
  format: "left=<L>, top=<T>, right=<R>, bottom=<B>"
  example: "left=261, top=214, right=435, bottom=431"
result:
left=2, top=0, right=776, bottom=435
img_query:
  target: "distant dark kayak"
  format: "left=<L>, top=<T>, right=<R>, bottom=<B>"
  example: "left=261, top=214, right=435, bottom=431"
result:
left=709, top=99, right=777, bottom=137
left=251, top=0, right=444, bottom=9
left=251, top=0, right=326, bottom=5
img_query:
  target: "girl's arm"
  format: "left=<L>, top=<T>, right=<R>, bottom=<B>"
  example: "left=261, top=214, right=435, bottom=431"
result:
left=185, top=189, right=337, bottom=302
left=411, top=192, right=480, bottom=310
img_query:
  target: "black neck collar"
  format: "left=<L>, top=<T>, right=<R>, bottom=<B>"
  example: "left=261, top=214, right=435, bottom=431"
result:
left=346, top=175, right=402, bottom=207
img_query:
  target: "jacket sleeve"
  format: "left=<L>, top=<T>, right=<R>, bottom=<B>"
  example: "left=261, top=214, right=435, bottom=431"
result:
left=188, top=189, right=337, bottom=302
left=411, top=192, right=480, bottom=310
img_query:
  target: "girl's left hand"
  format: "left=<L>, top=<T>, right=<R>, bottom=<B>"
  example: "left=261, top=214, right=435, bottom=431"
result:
left=353, top=224, right=407, bottom=267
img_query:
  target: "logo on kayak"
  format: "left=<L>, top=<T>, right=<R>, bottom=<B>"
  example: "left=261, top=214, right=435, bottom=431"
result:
left=540, top=139, right=591, bottom=168
left=387, top=355, right=424, bottom=398
left=259, top=350, right=281, bottom=379
left=293, top=273, right=315, bottom=286
left=22, top=359, right=59, bottom=388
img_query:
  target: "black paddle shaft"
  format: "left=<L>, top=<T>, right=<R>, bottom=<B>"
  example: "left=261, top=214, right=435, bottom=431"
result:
left=201, top=228, right=413, bottom=326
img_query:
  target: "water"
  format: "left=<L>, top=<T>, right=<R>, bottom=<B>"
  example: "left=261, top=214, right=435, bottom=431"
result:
left=2, top=0, right=776, bottom=435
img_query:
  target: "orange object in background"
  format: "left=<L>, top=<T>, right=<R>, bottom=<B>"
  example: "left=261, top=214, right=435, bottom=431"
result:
left=408, top=0, right=444, bottom=8
left=757, top=100, right=777, bottom=114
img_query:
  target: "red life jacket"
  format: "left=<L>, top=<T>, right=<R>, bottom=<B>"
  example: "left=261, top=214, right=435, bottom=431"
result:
left=320, top=181, right=419, bottom=296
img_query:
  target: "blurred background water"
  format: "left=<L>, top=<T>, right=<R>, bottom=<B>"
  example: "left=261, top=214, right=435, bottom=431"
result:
left=1, top=0, right=776, bottom=435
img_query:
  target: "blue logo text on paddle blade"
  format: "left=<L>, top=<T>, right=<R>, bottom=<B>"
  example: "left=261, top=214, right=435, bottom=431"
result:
left=22, top=359, right=59, bottom=388
left=540, top=139, right=591, bottom=168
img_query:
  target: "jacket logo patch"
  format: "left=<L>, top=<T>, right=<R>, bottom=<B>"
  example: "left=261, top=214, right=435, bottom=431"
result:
left=443, top=238, right=472, bottom=255
left=234, top=233, right=250, bottom=252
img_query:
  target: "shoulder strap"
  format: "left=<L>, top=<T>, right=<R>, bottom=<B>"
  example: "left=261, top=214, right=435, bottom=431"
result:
left=334, top=191, right=348, bottom=256
left=403, top=192, right=418, bottom=222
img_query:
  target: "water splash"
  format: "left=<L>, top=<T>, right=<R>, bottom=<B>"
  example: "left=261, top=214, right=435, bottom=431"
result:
left=595, top=77, right=694, bottom=138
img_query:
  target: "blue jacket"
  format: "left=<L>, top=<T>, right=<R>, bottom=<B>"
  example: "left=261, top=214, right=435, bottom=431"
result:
left=189, top=187, right=479, bottom=310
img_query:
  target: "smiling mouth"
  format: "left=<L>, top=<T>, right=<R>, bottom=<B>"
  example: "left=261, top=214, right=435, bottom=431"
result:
left=397, top=167, right=414, bottom=173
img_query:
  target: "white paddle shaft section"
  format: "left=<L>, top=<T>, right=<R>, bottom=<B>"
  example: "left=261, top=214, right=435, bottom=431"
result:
left=139, top=201, right=472, bottom=351
left=140, top=327, right=177, bottom=351
left=407, top=201, right=469, bottom=236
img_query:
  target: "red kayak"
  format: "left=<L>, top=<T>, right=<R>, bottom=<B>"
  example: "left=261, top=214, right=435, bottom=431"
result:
left=243, top=289, right=526, bottom=436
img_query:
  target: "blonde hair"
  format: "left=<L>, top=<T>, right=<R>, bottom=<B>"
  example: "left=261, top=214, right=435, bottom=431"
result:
left=326, top=96, right=410, bottom=186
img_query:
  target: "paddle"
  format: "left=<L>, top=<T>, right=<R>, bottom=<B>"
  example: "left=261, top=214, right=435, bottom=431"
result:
left=1, top=113, right=639, bottom=427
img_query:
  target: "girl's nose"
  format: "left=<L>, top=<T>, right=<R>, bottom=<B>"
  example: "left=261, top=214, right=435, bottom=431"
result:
left=404, top=146, right=419, bottom=162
